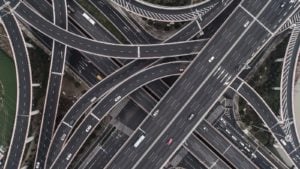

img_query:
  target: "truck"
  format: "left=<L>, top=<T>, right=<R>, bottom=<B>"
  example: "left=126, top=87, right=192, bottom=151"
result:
left=134, top=135, right=145, bottom=148
left=90, top=96, right=97, bottom=102
left=82, top=12, right=96, bottom=25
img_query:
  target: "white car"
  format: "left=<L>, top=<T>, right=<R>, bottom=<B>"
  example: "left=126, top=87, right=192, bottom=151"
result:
left=60, top=134, right=66, bottom=141
left=66, top=153, right=72, bottom=160
left=208, top=56, right=215, bottom=63
left=114, top=95, right=122, bottom=102
left=188, top=113, right=195, bottom=120
left=35, top=162, right=40, bottom=169
left=85, top=125, right=92, bottom=132
left=243, top=21, right=250, bottom=27
left=152, top=110, right=159, bottom=117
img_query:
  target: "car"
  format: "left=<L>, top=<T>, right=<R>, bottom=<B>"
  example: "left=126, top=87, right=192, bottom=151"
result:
left=243, top=21, right=250, bottom=27
left=167, top=138, right=173, bottom=145
left=35, top=162, right=40, bottom=169
left=280, top=2, right=286, bottom=8
left=188, top=113, right=195, bottom=120
left=114, top=95, right=122, bottom=102
left=85, top=125, right=92, bottom=132
left=66, top=153, right=72, bottom=160
left=152, top=110, right=159, bottom=117
left=208, top=56, right=215, bottom=63
left=60, top=134, right=66, bottom=141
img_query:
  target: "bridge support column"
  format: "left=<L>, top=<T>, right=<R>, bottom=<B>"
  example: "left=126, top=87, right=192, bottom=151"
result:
left=275, top=58, right=284, bottom=62
left=25, top=136, right=34, bottom=144
left=32, top=83, right=40, bottom=87
left=30, top=110, right=40, bottom=116
left=272, top=87, right=280, bottom=90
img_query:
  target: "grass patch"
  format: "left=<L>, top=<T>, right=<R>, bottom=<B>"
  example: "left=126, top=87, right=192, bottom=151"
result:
left=248, top=35, right=290, bottom=115
left=0, top=49, right=16, bottom=147
left=77, top=0, right=128, bottom=43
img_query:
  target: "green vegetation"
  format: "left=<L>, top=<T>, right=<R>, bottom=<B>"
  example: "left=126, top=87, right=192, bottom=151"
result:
left=239, top=98, right=275, bottom=146
left=77, top=0, right=128, bottom=43
left=0, top=49, right=16, bottom=147
left=144, top=0, right=192, bottom=6
left=248, top=36, right=290, bottom=115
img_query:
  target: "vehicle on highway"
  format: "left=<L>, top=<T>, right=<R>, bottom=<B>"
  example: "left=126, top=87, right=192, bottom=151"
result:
left=90, top=96, right=97, bottom=102
left=281, top=2, right=287, bottom=8
left=66, top=153, right=72, bottom=160
left=243, top=21, right=250, bottom=27
left=280, top=139, right=287, bottom=146
left=82, top=12, right=96, bottom=25
left=85, top=125, right=92, bottom=132
left=188, top=113, right=195, bottom=120
left=152, top=110, right=159, bottom=117
left=35, top=162, right=40, bottom=169
left=167, top=138, right=173, bottom=145
left=96, top=75, right=102, bottom=81
left=60, top=134, right=66, bottom=141
left=134, top=135, right=146, bottom=148
left=208, top=56, right=215, bottom=63
left=114, top=95, right=122, bottom=102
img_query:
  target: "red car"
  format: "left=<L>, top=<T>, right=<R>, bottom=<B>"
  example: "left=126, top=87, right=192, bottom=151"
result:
left=167, top=138, right=173, bottom=145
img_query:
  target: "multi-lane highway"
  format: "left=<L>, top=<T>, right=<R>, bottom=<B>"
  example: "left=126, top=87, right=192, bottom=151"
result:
left=1, top=13, right=32, bottom=169
left=34, top=0, right=68, bottom=168
left=1, top=0, right=300, bottom=168
left=49, top=61, right=188, bottom=169
left=105, top=1, right=299, bottom=169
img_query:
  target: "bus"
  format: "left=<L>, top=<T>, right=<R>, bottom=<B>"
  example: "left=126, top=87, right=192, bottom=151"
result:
left=133, top=135, right=145, bottom=148
left=82, top=13, right=96, bottom=25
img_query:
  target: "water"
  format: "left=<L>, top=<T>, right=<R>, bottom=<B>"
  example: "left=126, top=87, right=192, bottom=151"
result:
left=0, top=49, right=16, bottom=147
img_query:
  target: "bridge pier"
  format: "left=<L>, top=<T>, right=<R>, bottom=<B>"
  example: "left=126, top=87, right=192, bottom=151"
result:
left=30, top=110, right=40, bottom=116
left=32, top=83, right=40, bottom=87
left=25, top=136, right=34, bottom=144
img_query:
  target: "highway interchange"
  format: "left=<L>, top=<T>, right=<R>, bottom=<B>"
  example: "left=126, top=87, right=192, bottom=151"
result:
left=1, top=0, right=300, bottom=169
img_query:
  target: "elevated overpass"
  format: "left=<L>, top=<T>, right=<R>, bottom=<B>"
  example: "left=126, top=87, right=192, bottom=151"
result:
left=110, top=0, right=225, bottom=22
left=1, top=13, right=32, bottom=169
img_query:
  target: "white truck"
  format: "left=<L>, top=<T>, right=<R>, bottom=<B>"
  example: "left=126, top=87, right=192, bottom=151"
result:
left=82, top=13, right=96, bottom=25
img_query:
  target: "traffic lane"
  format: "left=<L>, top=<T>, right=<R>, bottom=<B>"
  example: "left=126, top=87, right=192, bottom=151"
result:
left=135, top=77, right=227, bottom=169
left=95, top=5, right=254, bottom=168
left=50, top=62, right=187, bottom=168
left=24, top=0, right=53, bottom=21
left=90, top=0, right=147, bottom=43
left=145, top=80, right=169, bottom=99
left=211, top=160, right=231, bottom=169
left=238, top=84, right=295, bottom=153
left=50, top=115, right=99, bottom=169
left=238, top=84, right=278, bottom=127
left=230, top=78, right=242, bottom=90
left=4, top=116, right=29, bottom=169
left=139, top=6, right=251, bottom=132
left=15, top=3, right=205, bottom=59
left=197, top=121, right=231, bottom=154
left=46, top=60, right=154, bottom=166
left=53, top=0, right=67, bottom=28
left=51, top=43, right=66, bottom=73
left=178, top=152, right=208, bottom=169
left=35, top=74, right=62, bottom=168
left=91, top=62, right=189, bottom=118
left=258, top=0, right=299, bottom=32
left=67, top=0, right=119, bottom=43
left=241, top=0, right=269, bottom=16
left=185, top=134, right=227, bottom=168
left=130, top=89, right=156, bottom=113
left=165, top=21, right=200, bottom=43
left=223, top=146, right=257, bottom=169
left=87, top=130, right=128, bottom=169
left=125, top=0, right=220, bottom=15
left=136, top=19, right=271, bottom=168
left=290, top=148, right=300, bottom=166
left=107, top=129, right=146, bottom=169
